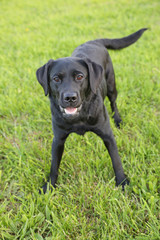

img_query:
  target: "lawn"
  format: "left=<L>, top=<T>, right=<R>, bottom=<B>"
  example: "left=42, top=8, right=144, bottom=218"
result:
left=0, top=0, right=160, bottom=239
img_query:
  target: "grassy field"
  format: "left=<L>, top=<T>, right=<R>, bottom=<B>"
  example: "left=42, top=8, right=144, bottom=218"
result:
left=0, top=0, right=160, bottom=239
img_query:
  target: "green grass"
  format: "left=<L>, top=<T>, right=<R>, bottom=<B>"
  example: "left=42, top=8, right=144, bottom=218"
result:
left=0, top=0, right=160, bottom=239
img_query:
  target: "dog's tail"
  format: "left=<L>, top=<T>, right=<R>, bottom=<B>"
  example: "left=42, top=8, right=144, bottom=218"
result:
left=90, top=28, right=148, bottom=50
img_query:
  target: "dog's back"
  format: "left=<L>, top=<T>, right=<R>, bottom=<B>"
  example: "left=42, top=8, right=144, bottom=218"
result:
left=72, top=28, right=147, bottom=100
left=72, top=28, right=147, bottom=65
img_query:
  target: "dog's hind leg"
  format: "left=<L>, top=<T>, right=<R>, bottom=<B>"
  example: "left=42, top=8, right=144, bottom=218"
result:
left=106, top=64, right=122, bottom=128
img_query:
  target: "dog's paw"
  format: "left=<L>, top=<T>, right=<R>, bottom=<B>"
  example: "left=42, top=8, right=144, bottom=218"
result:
left=113, top=114, right=122, bottom=128
left=39, top=183, right=48, bottom=194
left=39, top=182, right=56, bottom=194
left=121, top=178, right=130, bottom=191
left=116, top=176, right=130, bottom=191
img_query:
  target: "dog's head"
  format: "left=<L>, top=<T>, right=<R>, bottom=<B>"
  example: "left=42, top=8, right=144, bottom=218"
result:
left=36, top=57, right=103, bottom=119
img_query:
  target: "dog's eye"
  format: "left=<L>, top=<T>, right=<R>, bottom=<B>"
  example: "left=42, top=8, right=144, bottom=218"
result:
left=53, top=76, right=60, bottom=83
left=76, top=74, right=84, bottom=81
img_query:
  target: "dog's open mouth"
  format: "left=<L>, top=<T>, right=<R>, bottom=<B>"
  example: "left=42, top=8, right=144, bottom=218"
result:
left=64, top=107, right=78, bottom=115
left=60, top=105, right=82, bottom=116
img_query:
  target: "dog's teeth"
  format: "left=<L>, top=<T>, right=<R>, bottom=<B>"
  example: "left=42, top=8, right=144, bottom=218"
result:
left=64, top=107, right=77, bottom=115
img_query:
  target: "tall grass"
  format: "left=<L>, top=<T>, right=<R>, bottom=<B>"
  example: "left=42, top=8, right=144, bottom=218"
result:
left=0, top=0, right=159, bottom=239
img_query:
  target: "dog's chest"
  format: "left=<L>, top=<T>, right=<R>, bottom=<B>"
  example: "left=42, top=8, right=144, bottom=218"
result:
left=71, top=124, right=89, bottom=136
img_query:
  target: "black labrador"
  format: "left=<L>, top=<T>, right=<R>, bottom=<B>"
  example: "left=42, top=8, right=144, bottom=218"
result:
left=36, top=28, right=147, bottom=193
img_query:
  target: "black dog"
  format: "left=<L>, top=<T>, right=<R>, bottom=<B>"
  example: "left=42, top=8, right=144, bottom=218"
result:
left=36, top=28, right=147, bottom=193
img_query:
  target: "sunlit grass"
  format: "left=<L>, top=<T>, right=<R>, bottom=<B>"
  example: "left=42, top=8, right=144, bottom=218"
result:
left=0, top=0, right=160, bottom=239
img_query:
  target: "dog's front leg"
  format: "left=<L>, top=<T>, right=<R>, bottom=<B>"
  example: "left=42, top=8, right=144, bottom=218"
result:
left=41, top=131, right=67, bottom=194
left=94, top=113, right=129, bottom=189
left=102, top=130, right=128, bottom=189
left=50, top=137, right=66, bottom=188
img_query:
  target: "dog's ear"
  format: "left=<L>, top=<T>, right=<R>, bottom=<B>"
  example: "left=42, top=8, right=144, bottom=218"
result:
left=36, top=59, right=54, bottom=96
left=83, top=58, right=103, bottom=94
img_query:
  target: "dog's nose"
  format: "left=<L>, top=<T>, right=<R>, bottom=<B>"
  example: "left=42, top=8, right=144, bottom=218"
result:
left=63, top=92, right=78, bottom=103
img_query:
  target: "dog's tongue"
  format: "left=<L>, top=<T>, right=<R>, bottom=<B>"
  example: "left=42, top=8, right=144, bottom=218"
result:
left=64, top=107, right=77, bottom=115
